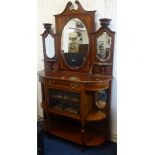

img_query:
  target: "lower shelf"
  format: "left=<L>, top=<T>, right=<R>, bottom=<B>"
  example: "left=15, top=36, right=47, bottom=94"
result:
left=43, top=119, right=107, bottom=146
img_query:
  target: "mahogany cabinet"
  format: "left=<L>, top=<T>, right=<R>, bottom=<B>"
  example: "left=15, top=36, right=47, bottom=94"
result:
left=38, top=0, right=115, bottom=146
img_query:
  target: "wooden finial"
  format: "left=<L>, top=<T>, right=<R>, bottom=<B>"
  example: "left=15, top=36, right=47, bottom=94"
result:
left=99, top=18, right=111, bottom=27
left=43, top=23, right=52, bottom=31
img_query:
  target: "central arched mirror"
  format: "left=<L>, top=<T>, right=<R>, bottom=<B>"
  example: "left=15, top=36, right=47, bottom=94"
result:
left=61, top=18, right=89, bottom=69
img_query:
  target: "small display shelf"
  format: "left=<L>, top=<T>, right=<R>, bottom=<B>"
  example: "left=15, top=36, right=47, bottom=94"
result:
left=86, top=110, right=107, bottom=121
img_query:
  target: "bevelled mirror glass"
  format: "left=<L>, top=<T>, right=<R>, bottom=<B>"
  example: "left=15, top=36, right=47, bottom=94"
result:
left=96, top=32, right=111, bottom=61
left=45, top=34, right=55, bottom=58
left=95, top=90, right=107, bottom=110
left=61, top=18, right=89, bottom=68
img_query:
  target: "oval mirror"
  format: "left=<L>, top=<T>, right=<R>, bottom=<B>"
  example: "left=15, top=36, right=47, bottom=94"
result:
left=45, top=34, right=55, bottom=58
left=96, top=32, right=111, bottom=61
left=95, top=90, right=107, bottom=110
left=61, top=18, right=89, bottom=69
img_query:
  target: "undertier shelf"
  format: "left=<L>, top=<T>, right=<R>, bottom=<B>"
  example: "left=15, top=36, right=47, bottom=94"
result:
left=46, top=119, right=107, bottom=146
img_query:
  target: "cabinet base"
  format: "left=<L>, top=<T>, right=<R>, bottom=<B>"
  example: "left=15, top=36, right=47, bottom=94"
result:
left=43, top=119, right=108, bottom=146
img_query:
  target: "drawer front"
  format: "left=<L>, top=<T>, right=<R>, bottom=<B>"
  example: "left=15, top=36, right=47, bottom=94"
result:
left=45, top=79, right=84, bottom=90
left=85, top=81, right=109, bottom=91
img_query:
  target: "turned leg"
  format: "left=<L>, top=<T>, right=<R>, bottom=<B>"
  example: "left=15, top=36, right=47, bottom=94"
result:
left=81, top=126, right=85, bottom=151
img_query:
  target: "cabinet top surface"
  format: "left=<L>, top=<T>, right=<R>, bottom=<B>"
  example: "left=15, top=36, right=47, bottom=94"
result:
left=38, top=70, right=112, bottom=84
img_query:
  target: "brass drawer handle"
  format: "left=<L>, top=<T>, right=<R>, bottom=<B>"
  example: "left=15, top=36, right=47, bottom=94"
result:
left=48, top=80, right=55, bottom=84
left=70, top=83, right=78, bottom=88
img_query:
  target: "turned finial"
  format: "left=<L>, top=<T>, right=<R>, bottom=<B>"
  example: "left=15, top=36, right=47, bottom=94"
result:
left=99, top=18, right=111, bottom=27
left=43, top=23, right=52, bottom=32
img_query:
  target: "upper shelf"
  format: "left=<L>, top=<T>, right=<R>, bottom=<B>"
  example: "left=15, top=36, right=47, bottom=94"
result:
left=93, top=62, right=112, bottom=66
left=42, top=59, right=56, bottom=62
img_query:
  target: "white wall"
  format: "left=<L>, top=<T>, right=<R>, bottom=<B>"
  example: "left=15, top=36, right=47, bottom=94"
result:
left=37, top=0, right=117, bottom=142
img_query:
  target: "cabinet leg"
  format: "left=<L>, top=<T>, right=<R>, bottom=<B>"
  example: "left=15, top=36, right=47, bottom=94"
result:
left=81, top=128, right=85, bottom=151
left=105, top=134, right=110, bottom=145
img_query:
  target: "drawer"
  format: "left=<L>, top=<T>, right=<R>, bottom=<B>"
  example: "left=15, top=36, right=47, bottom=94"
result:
left=85, top=81, right=109, bottom=91
left=45, top=79, right=84, bottom=90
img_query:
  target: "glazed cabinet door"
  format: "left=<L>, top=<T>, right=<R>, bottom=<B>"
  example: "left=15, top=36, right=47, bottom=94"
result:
left=43, top=80, right=84, bottom=120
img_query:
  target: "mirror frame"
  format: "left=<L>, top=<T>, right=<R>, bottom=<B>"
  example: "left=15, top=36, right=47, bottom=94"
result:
left=41, top=24, right=56, bottom=60
left=41, top=24, right=57, bottom=71
left=93, top=25, right=115, bottom=64
left=41, top=1, right=115, bottom=75
left=54, top=1, right=96, bottom=72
